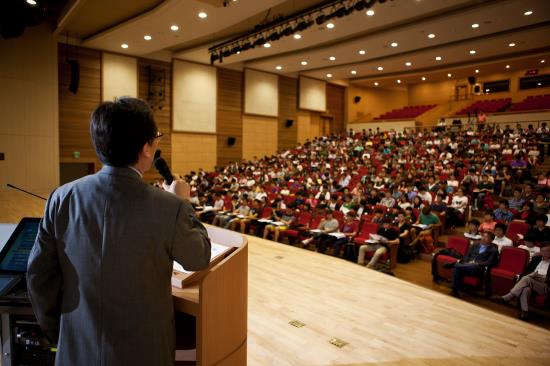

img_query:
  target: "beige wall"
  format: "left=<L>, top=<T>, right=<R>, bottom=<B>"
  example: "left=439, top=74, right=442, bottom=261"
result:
left=0, top=24, right=59, bottom=193
left=408, top=66, right=550, bottom=105
left=242, top=115, right=278, bottom=160
left=171, top=133, right=217, bottom=175
left=347, top=85, right=408, bottom=122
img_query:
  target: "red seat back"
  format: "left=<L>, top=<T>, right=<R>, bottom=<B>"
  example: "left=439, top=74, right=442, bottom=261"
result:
left=496, top=246, right=529, bottom=274
left=446, top=236, right=470, bottom=256
left=296, top=211, right=312, bottom=226
left=506, top=222, right=529, bottom=243
left=260, top=206, right=273, bottom=219
left=309, top=214, right=324, bottom=230
left=359, top=221, right=379, bottom=237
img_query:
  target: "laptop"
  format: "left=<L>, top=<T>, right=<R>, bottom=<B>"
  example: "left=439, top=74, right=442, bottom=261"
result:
left=0, top=217, right=40, bottom=303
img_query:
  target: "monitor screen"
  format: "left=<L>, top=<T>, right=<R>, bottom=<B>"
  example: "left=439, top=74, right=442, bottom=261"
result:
left=0, top=219, right=40, bottom=273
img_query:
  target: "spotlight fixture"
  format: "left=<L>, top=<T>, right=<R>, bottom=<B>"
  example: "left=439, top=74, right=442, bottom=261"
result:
left=326, top=22, right=335, bottom=29
left=170, top=25, right=179, bottom=31
left=354, top=0, right=366, bottom=11
left=428, top=33, right=435, bottom=39
left=405, top=62, right=412, bottom=66
left=276, top=65, right=282, bottom=70
left=358, top=49, right=366, bottom=55
left=144, top=35, right=152, bottom=41
left=121, top=43, right=129, bottom=49
left=316, top=14, right=326, bottom=25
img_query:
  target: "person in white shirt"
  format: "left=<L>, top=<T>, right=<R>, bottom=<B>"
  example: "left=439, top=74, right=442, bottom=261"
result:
left=518, top=236, right=541, bottom=260
left=492, top=223, right=513, bottom=252
left=495, top=244, right=550, bottom=319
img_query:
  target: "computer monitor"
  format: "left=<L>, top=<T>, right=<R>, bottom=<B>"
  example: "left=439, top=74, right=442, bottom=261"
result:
left=0, top=218, right=40, bottom=274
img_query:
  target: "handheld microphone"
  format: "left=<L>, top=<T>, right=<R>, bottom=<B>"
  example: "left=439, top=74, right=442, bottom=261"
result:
left=153, top=150, right=174, bottom=185
left=6, top=184, right=47, bottom=201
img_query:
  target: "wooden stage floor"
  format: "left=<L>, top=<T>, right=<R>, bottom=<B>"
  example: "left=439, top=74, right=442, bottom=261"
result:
left=245, top=234, right=550, bottom=366
left=3, top=189, right=550, bottom=365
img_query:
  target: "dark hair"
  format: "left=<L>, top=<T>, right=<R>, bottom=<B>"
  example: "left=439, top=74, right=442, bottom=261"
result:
left=483, top=232, right=495, bottom=241
left=494, top=223, right=507, bottom=232
left=90, top=97, right=157, bottom=166
left=468, top=219, right=480, bottom=226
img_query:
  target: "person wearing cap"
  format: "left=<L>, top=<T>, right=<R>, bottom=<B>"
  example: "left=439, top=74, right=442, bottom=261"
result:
left=357, top=219, right=399, bottom=269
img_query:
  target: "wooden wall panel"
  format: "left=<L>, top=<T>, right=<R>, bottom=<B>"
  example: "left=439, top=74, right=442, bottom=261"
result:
left=58, top=44, right=101, bottom=166
left=242, top=116, right=277, bottom=160
left=217, top=68, right=243, bottom=167
left=326, top=83, right=346, bottom=133
left=172, top=133, right=217, bottom=175
left=138, top=58, right=172, bottom=182
left=278, top=76, right=298, bottom=150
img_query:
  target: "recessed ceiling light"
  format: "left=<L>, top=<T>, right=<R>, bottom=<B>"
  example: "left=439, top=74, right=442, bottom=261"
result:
left=301, top=61, right=308, bottom=66
left=26, top=0, right=37, bottom=5
left=293, top=34, right=302, bottom=40
left=276, top=65, right=282, bottom=70
left=471, top=23, right=479, bottom=29
left=524, top=10, right=533, bottom=16
left=435, top=56, right=442, bottom=61
left=377, top=66, right=384, bottom=71
left=121, top=43, right=129, bottom=49
left=326, top=22, right=335, bottom=29
left=366, top=10, right=375, bottom=16
left=542, top=59, right=546, bottom=63
left=236, top=51, right=241, bottom=54
left=505, top=64, right=510, bottom=69
left=144, top=35, right=152, bottom=41
left=475, top=69, right=479, bottom=73
left=374, top=82, right=379, bottom=86
left=170, top=25, right=179, bottom=31
left=397, top=79, right=401, bottom=84
left=329, top=56, right=336, bottom=61
left=538, top=82, right=542, bottom=86
left=326, top=73, right=333, bottom=78
left=358, top=49, right=366, bottom=55
left=390, top=42, right=398, bottom=47
left=508, top=43, right=516, bottom=47
left=351, top=70, right=357, bottom=75
left=428, top=33, right=435, bottom=39
left=422, top=77, right=426, bottom=81
left=405, top=62, right=412, bottom=67
left=198, top=12, right=208, bottom=19
left=447, top=73, right=452, bottom=77
left=264, top=43, right=271, bottom=48
left=470, top=50, right=476, bottom=54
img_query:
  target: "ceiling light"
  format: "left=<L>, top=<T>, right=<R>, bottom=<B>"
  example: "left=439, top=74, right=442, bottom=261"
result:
left=470, top=50, right=476, bottom=54
left=301, top=61, right=308, bottom=66
left=326, top=73, right=333, bottom=78
left=471, top=23, right=479, bottom=28
left=170, top=25, right=179, bottom=31
left=435, top=56, right=442, bottom=61
left=326, top=22, right=335, bottom=29
left=144, top=35, right=152, bottom=41
left=405, top=62, right=412, bottom=66
left=198, top=12, right=208, bottom=19
left=293, top=34, right=302, bottom=39
left=358, top=49, right=366, bottom=55
left=428, top=33, right=435, bottom=39
left=447, top=73, right=452, bottom=77
left=485, top=89, right=490, bottom=92
left=351, top=70, right=357, bottom=75
left=508, top=42, right=516, bottom=47
left=524, top=10, right=533, bottom=16
left=374, top=82, right=379, bottom=86
left=329, top=56, right=336, bottom=61
left=236, top=51, right=241, bottom=54
left=475, top=69, right=479, bottom=73
left=390, top=42, right=398, bottom=47
left=121, top=43, right=129, bottom=49
left=397, top=79, right=401, bottom=84
left=377, top=66, right=384, bottom=71
left=366, top=10, right=375, bottom=16
left=264, top=43, right=271, bottom=48
left=26, top=0, right=37, bottom=5
left=421, top=77, right=426, bottom=81
left=542, top=59, right=546, bottom=63
left=276, top=65, right=282, bottom=70
left=505, top=64, right=510, bottom=69
left=538, top=82, right=542, bottom=86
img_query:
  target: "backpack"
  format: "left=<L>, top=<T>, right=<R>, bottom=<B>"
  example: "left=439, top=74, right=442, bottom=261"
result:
left=397, top=243, right=414, bottom=263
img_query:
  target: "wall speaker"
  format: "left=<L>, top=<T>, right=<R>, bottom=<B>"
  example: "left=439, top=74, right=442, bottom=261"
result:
left=353, top=96, right=361, bottom=104
left=467, top=76, right=476, bottom=85
left=285, top=119, right=294, bottom=128
left=227, top=137, right=236, bottom=146
left=68, top=59, right=80, bottom=94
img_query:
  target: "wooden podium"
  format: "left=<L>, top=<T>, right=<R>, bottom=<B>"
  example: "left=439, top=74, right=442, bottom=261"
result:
left=171, top=225, right=248, bottom=365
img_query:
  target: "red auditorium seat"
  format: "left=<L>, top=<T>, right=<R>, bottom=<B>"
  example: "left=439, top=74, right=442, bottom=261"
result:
left=435, top=236, right=469, bottom=281
left=353, top=222, right=379, bottom=245
left=489, top=247, right=530, bottom=296
left=284, top=211, right=312, bottom=243
left=509, top=94, right=550, bottom=112
left=506, top=221, right=530, bottom=245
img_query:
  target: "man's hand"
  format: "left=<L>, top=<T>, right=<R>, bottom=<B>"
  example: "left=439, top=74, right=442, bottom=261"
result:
left=163, top=180, right=191, bottom=200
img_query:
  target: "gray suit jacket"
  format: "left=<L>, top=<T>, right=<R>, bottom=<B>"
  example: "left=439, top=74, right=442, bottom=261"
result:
left=27, top=166, right=211, bottom=366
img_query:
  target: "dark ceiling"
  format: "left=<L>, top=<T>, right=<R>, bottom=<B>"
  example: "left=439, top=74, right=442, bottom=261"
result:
left=0, top=0, right=69, bottom=39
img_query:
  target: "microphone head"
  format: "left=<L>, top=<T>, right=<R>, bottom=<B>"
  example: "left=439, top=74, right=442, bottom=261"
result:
left=154, top=157, right=168, bottom=170
left=154, top=149, right=162, bottom=160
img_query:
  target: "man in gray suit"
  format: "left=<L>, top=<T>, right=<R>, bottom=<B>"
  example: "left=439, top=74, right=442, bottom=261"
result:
left=27, top=97, right=211, bottom=365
